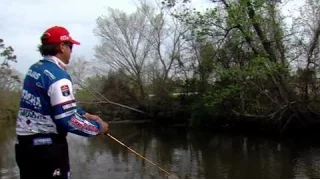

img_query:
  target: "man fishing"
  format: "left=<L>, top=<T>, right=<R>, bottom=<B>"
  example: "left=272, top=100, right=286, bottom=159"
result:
left=14, top=25, right=109, bottom=179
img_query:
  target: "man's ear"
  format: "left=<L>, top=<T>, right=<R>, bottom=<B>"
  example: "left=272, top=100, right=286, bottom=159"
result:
left=59, top=43, right=66, bottom=53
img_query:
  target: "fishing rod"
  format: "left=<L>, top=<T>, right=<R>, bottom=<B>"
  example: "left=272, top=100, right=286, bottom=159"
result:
left=74, top=76, right=178, bottom=177
left=106, top=133, right=179, bottom=179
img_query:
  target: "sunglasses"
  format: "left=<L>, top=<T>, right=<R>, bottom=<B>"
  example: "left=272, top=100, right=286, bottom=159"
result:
left=63, top=42, right=73, bottom=50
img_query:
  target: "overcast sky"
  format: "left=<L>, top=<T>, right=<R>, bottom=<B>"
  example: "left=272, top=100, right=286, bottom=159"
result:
left=0, top=0, right=301, bottom=75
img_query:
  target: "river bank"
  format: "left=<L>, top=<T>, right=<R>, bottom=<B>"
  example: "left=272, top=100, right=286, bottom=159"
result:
left=2, top=107, right=320, bottom=139
left=148, top=114, right=320, bottom=138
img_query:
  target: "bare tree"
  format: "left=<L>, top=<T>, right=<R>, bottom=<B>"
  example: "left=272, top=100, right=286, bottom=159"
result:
left=119, top=0, right=191, bottom=97
left=94, top=6, right=154, bottom=99
left=0, top=68, right=21, bottom=91
left=147, top=5, right=187, bottom=81
left=67, top=56, right=96, bottom=90
left=292, top=0, right=320, bottom=99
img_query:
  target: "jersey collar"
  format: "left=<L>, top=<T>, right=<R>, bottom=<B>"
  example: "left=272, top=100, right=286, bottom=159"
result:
left=44, top=56, right=67, bottom=70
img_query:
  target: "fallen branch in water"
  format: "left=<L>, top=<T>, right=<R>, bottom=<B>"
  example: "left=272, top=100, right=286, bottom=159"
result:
left=74, top=76, right=154, bottom=117
left=107, top=120, right=151, bottom=124
left=78, top=101, right=109, bottom=104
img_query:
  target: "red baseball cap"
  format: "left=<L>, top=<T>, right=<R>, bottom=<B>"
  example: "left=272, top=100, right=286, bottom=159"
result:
left=41, top=26, right=80, bottom=45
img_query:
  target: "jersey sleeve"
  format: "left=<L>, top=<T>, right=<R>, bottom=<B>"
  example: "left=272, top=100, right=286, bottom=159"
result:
left=48, top=78, right=101, bottom=137
left=76, top=107, right=86, bottom=116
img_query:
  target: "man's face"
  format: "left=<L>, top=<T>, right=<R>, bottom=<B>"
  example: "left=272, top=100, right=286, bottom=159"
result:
left=59, top=42, right=73, bottom=64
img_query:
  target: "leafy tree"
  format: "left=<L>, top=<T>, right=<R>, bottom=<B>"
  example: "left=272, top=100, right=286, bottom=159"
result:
left=0, top=39, right=21, bottom=122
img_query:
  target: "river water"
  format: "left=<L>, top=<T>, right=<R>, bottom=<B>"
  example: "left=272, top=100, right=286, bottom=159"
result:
left=1, top=123, right=320, bottom=179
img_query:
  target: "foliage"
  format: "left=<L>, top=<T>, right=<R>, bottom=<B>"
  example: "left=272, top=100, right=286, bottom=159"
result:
left=77, top=0, right=320, bottom=133
left=0, top=39, right=20, bottom=125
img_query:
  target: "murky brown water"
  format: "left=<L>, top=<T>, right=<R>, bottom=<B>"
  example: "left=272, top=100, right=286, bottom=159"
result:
left=1, top=122, right=320, bottom=178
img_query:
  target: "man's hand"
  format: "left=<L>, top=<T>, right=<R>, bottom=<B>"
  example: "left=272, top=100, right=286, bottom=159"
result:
left=84, top=113, right=109, bottom=135
left=96, top=120, right=108, bottom=135
left=84, top=113, right=102, bottom=121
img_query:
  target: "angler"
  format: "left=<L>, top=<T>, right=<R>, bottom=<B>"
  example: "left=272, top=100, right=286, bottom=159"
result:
left=14, top=25, right=109, bottom=179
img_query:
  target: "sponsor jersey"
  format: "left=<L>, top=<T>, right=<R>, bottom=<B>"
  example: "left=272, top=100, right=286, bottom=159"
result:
left=16, top=56, right=101, bottom=137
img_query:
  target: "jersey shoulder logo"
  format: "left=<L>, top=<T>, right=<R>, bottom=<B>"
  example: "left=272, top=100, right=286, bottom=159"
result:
left=60, top=85, right=70, bottom=96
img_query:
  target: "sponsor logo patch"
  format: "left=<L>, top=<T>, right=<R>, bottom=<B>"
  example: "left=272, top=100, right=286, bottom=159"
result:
left=70, top=117, right=99, bottom=135
left=27, top=69, right=41, bottom=80
left=61, top=85, right=70, bottom=96
left=21, top=89, right=42, bottom=109
left=62, top=103, right=76, bottom=110
left=33, top=137, right=52, bottom=146
left=43, top=70, right=56, bottom=80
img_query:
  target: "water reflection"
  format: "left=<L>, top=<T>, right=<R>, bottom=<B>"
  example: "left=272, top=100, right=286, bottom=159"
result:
left=2, top=123, right=320, bottom=178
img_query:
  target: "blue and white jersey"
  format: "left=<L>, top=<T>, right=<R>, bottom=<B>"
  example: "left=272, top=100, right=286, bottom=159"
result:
left=16, top=56, right=101, bottom=137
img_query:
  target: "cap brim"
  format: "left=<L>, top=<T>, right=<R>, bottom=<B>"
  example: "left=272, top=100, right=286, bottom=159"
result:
left=69, top=39, right=80, bottom=45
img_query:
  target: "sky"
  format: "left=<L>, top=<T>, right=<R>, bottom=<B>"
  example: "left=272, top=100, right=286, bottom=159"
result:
left=0, top=0, right=137, bottom=75
left=0, top=0, right=301, bottom=75
left=0, top=0, right=210, bottom=75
